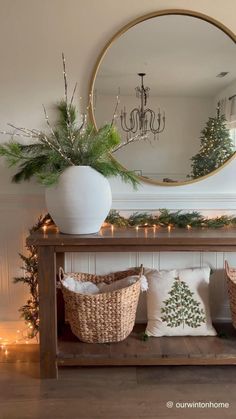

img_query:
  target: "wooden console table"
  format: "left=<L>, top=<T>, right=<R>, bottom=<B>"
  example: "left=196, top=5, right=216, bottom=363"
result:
left=27, top=226, right=236, bottom=379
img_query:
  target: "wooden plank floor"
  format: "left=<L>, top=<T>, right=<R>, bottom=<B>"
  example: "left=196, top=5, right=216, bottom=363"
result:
left=58, top=323, right=236, bottom=366
left=1, top=362, right=236, bottom=419
left=1, top=333, right=236, bottom=419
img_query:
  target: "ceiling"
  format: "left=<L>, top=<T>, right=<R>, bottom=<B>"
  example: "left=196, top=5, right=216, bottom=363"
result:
left=94, top=15, right=236, bottom=97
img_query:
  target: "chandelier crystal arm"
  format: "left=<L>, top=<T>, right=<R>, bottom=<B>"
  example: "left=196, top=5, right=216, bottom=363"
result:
left=119, top=73, right=166, bottom=138
left=133, top=109, right=141, bottom=134
left=120, top=108, right=140, bottom=132
left=145, top=109, right=166, bottom=134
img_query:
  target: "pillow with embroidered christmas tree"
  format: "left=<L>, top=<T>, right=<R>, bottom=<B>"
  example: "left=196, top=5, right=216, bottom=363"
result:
left=145, top=266, right=216, bottom=337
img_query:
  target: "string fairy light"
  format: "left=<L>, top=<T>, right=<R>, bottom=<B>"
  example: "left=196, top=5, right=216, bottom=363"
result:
left=111, top=224, right=114, bottom=236
left=0, top=322, right=38, bottom=357
left=106, top=209, right=236, bottom=230
left=42, top=225, right=47, bottom=233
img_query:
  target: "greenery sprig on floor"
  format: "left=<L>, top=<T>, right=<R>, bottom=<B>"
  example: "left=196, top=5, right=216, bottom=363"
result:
left=15, top=209, right=236, bottom=339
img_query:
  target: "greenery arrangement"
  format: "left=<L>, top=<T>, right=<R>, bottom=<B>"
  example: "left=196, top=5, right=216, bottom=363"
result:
left=161, top=277, right=206, bottom=328
left=0, top=54, right=139, bottom=188
left=189, top=106, right=234, bottom=179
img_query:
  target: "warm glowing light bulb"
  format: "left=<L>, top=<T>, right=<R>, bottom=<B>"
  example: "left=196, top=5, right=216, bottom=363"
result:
left=187, top=224, right=191, bottom=230
left=135, top=226, right=139, bottom=231
left=42, top=225, right=47, bottom=233
left=168, top=225, right=171, bottom=232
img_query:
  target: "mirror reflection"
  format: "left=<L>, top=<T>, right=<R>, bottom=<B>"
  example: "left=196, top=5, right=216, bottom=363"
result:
left=92, top=14, right=236, bottom=183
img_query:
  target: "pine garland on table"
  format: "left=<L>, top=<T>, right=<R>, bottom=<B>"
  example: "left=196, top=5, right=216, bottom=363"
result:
left=106, top=209, right=236, bottom=229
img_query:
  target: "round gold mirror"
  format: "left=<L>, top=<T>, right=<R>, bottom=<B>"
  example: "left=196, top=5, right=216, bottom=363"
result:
left=90, top=10, right=236, bottom=186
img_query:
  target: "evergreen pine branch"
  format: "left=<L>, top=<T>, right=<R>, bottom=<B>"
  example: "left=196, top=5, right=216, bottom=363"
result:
left=82, top=125, right=120, bottom=165
left=0, top=142, right=28, bottom=166
left=36, top=171, right=62, bottom=186
left=57, top=100, right=77, bottom=128
left=105, top=210, right=129, bottom=227
left=12, top=155, right=49, bottom=182
left=92, top=157, right=139, bottom=189
left=129, top=212, right=156, bottom=226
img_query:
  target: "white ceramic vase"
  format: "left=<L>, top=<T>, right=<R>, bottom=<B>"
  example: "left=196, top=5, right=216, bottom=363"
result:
left=45, top=166, right=112, bottom=234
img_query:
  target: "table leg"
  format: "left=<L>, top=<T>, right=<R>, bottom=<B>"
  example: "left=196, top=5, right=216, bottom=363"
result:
left=38, top=245, right=58, bottom=379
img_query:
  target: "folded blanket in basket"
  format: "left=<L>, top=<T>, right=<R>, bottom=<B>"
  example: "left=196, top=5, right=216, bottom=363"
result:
left=62, top=277, right=100, bottom=294
left=62, top=274, right=148, bottom=295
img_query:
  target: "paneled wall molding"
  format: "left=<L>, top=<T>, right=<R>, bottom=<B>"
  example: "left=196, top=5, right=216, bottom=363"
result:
left=1, top=192, right=236, bottom=211
left=112, top=193, right=236, bottom=211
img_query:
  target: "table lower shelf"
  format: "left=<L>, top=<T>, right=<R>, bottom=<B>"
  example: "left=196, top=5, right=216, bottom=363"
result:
left=57, top=323, right=236, bottom=366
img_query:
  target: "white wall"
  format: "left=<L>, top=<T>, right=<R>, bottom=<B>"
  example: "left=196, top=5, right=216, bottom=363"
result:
left=214, top=79, right=236, bottom=106
left=0, top=0, right=236, bottom=334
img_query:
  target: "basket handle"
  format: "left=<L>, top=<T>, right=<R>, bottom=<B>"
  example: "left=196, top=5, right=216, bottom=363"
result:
left=225, top=260, right=230, bottom=276
left=59, top=267, right=65, bottom=283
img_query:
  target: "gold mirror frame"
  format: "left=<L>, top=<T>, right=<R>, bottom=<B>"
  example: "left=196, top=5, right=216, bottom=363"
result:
left=89, top=9, right=236, bottom=186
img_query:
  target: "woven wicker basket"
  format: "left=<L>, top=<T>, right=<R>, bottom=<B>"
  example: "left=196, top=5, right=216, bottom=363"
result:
left=225, top=261, right=236, bottom=329
left=59, top=267, right=142, bottom=343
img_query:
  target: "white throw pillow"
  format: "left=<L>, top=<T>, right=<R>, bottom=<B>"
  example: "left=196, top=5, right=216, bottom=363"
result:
left=145, top=266, right=216, bottom=337
left=62, top=277, right=100, bottom=295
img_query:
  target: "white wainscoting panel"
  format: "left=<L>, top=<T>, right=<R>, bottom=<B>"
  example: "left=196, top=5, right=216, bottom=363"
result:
left=68, top=251, right=235, bottom=323
left=112, top=193, right=236, bottom=211
left=0, top=194, right=46, bottom=324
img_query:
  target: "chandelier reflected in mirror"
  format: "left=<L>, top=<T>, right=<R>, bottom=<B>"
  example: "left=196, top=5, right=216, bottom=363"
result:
left=120, top=73, right=166, bottom=140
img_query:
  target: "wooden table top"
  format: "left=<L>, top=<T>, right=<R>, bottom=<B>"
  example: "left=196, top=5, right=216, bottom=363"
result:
left=26, top=226, right=236, bottom=250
